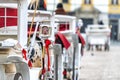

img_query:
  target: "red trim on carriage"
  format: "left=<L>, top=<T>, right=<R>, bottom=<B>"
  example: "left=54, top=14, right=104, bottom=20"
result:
left=76, top=31, right=85, bottom=46
left=59, top=23, right=69, bottom=31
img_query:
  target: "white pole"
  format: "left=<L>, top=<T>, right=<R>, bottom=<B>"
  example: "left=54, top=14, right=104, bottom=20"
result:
left=53, top=0, right=56, bottom=11
left=17, top=0, right=28, bottom=48
left=54, top=44, right=63, bottom=80
left=28, top=22, right=39, bottom=56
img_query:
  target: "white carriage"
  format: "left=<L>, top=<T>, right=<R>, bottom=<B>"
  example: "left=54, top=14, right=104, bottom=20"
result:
left=86, top=25, right=111, bottom=51
left=0, top=0, right=30, bottom=80
left=0, top=43, right=29, bottom=80
left=0, top=9, right=54, bottom=80
left=0, top=0, right=82, bottom=80
left=55, top=14, right=82, bottom=80
left=28, top=10, right=55, bottom=80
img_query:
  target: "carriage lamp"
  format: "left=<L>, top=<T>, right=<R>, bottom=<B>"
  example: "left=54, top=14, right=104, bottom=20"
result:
left=40, top=24, right=51, bottom=38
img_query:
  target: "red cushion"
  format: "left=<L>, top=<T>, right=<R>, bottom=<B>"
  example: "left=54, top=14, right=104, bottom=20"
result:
left=59, top=23, right=69, bottom=31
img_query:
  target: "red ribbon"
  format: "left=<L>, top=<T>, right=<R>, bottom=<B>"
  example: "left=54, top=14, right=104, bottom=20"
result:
left=55, top=32, right=70, bottom=49
left=22, top=49, right=27, bottom=60
left=45, top=39, right=51, bottom=71
left=76, top=31, right=85, bottom=46
left=28, top=60, right=32, bottom=68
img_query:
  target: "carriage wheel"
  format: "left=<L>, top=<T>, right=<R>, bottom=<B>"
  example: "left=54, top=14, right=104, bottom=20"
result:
left=14, top=73, right=23, bottom=80
left=87, top=44, right=90, bottom=51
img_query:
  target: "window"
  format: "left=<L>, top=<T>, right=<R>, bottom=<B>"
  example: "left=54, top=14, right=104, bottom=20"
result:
left=111, top=0, right=118, bottom=5
left=84, top=0, right=91, bottom=4
left=62, top=0, right=68, bottom=3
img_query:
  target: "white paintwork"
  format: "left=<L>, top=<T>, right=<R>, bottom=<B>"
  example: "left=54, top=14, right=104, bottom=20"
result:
left=55, top=15, right=76, bottom=34
left=86, top=24, right=111, bottom=46
left=0, top=1, right=28, bottom=47
left=17, top=0, right=28, bottom=48
left=53, top=44, right=63, bottom=80
left=0, top=0, right=18, bottom=3
left=0, top=1, right=82, bottom=80
left=28, top=10, right=55, bottom=41
left=55, top=15, right=82, bottom=80
left=1, top=38, right=18, bottom=47
left=0, top=0, right=29, bottom=80
left=29, top=68, right=41, bottom=80
left=77, top=43, right=81, bottom=80
left=0, top=27, right=17, bottom=35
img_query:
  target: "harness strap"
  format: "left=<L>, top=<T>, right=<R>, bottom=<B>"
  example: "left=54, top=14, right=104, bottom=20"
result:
left=39, top=45, right=46, bottom=79
left=28, top=0, right=39, bottom=46
left=55, top=32, right=70, bottom=49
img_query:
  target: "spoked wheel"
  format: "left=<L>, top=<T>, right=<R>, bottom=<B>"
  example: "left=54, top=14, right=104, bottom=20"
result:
left=87, top=44, right=90, bottom=51
left=104, top=43, right=110, bottom=51
left=14, top=73, right=23, bottom=80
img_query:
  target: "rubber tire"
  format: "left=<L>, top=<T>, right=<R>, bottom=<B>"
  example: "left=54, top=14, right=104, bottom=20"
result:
left=14, top=73, right=23, bottom=80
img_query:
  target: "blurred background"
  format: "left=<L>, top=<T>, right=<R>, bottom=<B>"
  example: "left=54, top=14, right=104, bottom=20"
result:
left=46, top=0, right=120, bottom=41
left=0, top=0, right=120, bottom=41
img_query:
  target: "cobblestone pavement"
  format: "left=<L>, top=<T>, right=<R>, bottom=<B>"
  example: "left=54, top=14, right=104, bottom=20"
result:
left=80, top=43, right=120, bottom=80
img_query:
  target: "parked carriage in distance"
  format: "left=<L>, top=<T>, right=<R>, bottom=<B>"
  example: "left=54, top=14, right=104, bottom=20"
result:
left=86, top=25, right=111, bottom=51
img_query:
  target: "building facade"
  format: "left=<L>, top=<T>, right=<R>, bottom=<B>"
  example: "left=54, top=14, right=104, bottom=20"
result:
left=108, top=0, right=120, bottom=40
left=57, top=0, right=108, bottom=33
left=47, top=0, right=81, bottom=12
left=74, top=0, right=101, bottom=33
left=47, top=0, right=109, bottom=33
